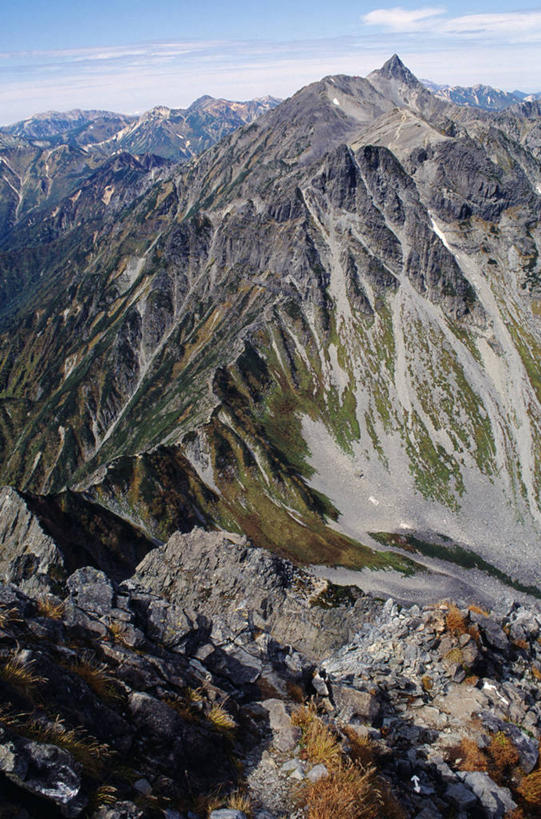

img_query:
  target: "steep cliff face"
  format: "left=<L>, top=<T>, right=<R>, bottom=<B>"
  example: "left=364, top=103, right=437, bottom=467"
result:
left=0, top=56, right=540, bottom=597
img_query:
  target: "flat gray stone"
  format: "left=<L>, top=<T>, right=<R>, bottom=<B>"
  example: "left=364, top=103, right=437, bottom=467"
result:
left=458, top=771, right=516, bottom=817
left=307, top=763, right=329, bottom=783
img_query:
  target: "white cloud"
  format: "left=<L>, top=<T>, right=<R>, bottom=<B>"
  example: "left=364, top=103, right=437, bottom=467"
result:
left=1, top=32, right=540, bottom=124
left=362, top=6, right=541, bottom=41
left=442, top=11, right=541, bottom=38
left=362, top=6, right=444, bottom=32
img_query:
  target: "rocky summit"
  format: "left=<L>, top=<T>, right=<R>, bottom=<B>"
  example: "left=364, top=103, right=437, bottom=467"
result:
left=0, top=53, right=541, bottom=816
left=0, top=528, right=540, bottom=817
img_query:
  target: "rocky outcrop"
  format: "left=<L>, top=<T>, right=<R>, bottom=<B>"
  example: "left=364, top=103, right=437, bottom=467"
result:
left=1, top=527, right=541, bottom=817
left=0, top=487, right=65, bottom=596
left=129, top=528, right=379, bottom=658
left=0, top=487, right=157, bottom=595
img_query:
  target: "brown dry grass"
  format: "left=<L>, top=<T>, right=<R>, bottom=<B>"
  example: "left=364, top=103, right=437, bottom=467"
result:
left=35, top=596, right=65, bottom=620
left=107, top=621, right=131, bottom=646
left=227, top=790, right=253, bottom=817
left=303, top=760, right=382, bottom=819
left=291, top=702, right=341, bottom=767
left=532, top=666, right=541, bottom=681
left=450, top=732, right=523, bottom=791
left=445, top=604, right=468, bottom=635
left=421, top=674, right=433, bottom=691
left=286, top=680, right=306, bottom=703
left=186, top=686, right=204, bottom=703
left=10, top=713, right=113, bottom=777
left=452, top=738, right=489, bottom=772
left=342, top=726, right=377, bottom=767
left=163, top=695, right=201, bottom=723
left=291, top=701, right=318, bottom=730
left=0, top=607, right=22, bottom=629
left=89, top=784, right=119, bottom=809
left=208, top=703, right=236, bottom=733
left=303, top=718, right=342, bottom=767
left=468, top=604, right=489, bottom=617
left=69, top=656, right=123, bottom=703
left=0, top=657, right=46, bottom=691
left=291, top=703, right=403, bottom=819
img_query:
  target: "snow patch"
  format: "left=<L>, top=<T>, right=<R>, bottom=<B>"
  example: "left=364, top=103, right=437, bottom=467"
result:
left=430, top=217, right=451, bottom=251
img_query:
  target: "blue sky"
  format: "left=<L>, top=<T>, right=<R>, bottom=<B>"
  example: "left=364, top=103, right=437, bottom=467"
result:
left=1, top=1, right=541, bottom=123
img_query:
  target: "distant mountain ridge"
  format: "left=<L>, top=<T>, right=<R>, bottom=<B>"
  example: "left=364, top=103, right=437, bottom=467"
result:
left=0, top=95, right=281, bottom=160
left=422, top=80, right=541, bottom=111
left=0, top=94, right=281, bottom=240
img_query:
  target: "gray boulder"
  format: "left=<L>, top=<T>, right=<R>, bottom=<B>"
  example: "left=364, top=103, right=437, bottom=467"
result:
left=0, top=728, right=86, bottom=817
left=458, top=771, right=516, bottom=817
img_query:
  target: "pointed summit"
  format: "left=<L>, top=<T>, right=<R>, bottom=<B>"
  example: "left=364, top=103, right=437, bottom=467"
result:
left=378, top=54, right=419, bottom=86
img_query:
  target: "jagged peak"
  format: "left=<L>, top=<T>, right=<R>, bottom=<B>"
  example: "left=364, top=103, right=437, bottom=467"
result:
left=376, top=54, right=420, bottom=86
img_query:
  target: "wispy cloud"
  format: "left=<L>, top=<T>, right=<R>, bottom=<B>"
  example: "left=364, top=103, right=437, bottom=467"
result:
left=362, top=6, right=541, bottom=42
left=0, top=28, right=540, bottom=125
left=363, top=7, right=444, bottom=32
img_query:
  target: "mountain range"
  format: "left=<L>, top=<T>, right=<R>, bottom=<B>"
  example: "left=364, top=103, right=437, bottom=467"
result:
left=0, top=95, right=280, bottom=241
left=422, top=80, right=541, bottom=111
left=0, top=55, right=540, bottom=605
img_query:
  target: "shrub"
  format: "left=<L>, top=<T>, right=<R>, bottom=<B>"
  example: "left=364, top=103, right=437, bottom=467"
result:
left=488, top=732, right=520, bottom=781
left=517, top=770, right=541, bottom=808
left=453, top=738, right=489, bottom=772
left=445, top=604, right=468, bottom=635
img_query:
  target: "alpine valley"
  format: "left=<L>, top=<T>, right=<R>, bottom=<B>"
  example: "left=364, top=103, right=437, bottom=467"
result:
left=1, top=54, right=541, bottom=606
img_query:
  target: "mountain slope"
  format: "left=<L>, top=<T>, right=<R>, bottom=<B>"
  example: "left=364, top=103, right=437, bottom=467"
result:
left=0, top=56, right=540, bottom=599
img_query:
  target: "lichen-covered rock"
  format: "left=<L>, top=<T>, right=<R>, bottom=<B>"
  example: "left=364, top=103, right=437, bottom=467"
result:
left=0, top=727, right=86, bottom=816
